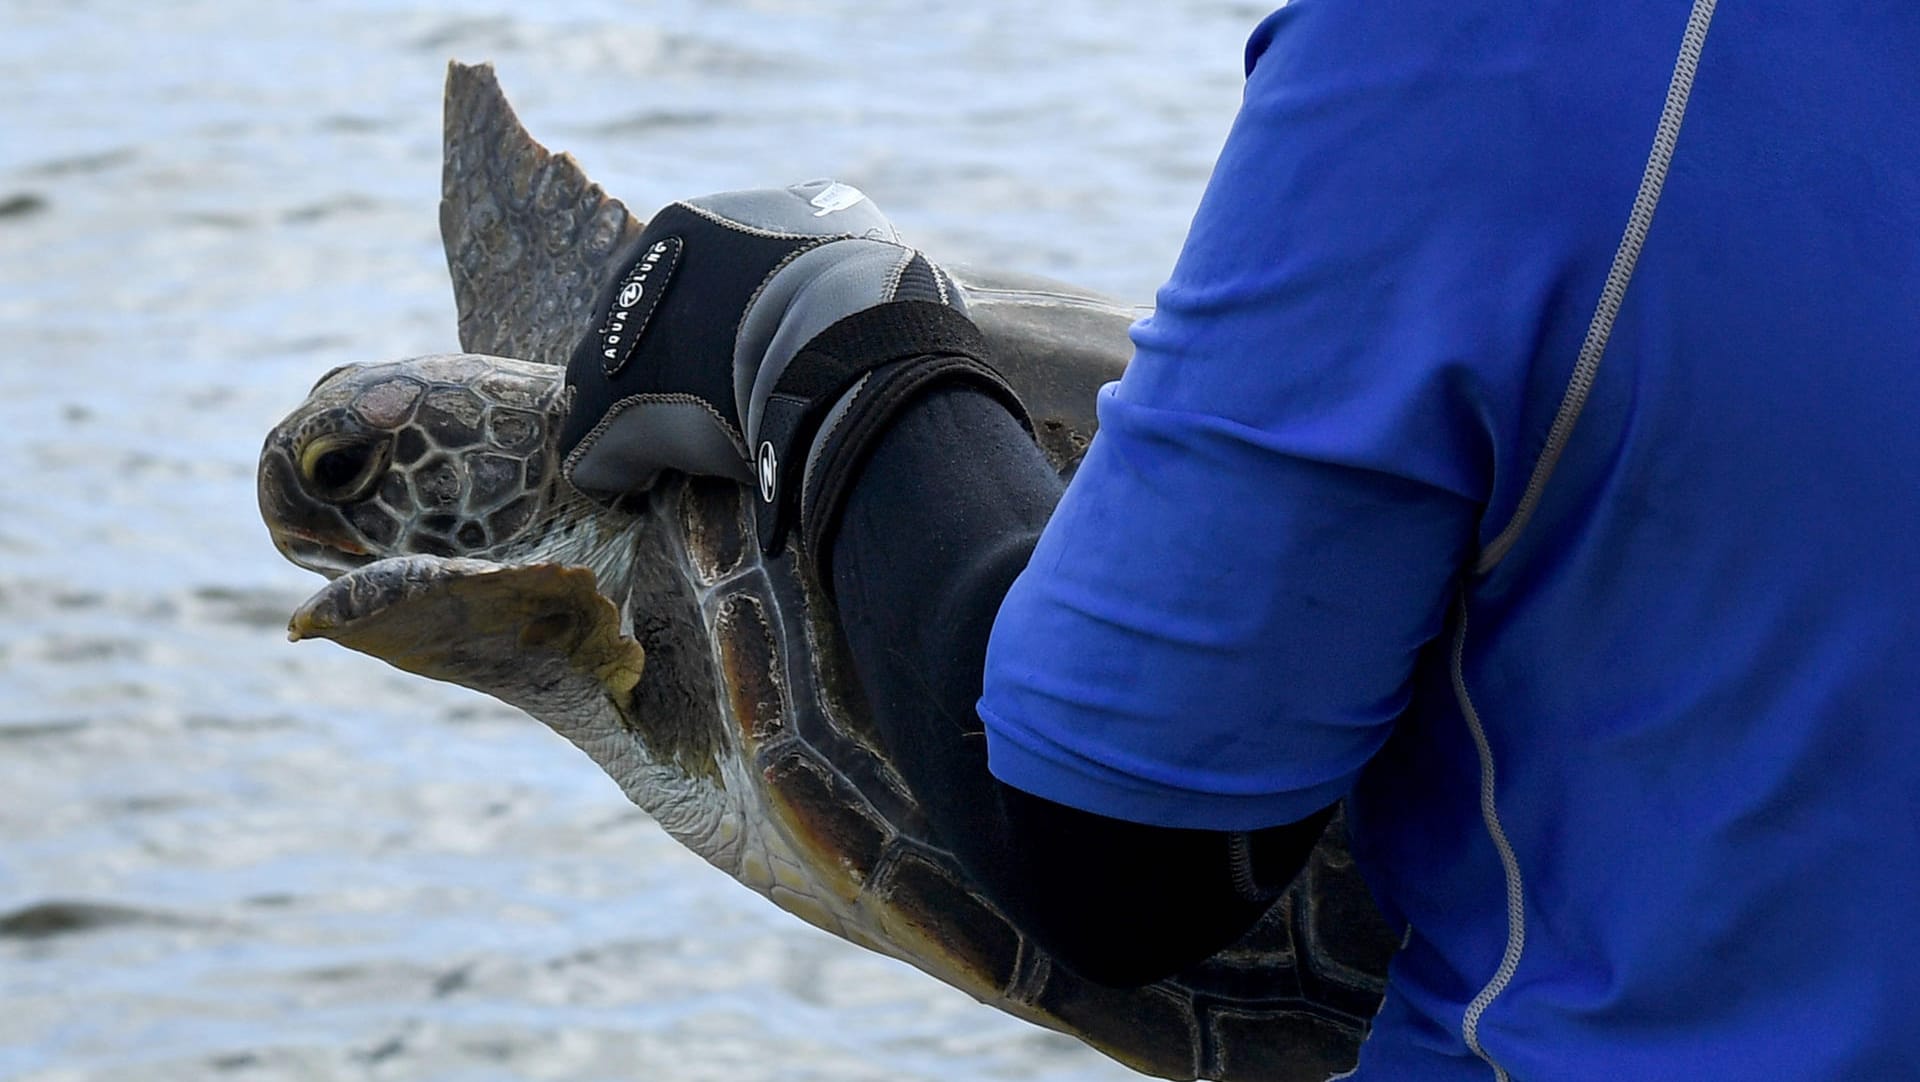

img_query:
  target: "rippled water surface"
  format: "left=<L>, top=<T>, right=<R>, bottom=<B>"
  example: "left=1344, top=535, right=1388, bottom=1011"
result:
left=0, top=3, right=1263, bottom=1078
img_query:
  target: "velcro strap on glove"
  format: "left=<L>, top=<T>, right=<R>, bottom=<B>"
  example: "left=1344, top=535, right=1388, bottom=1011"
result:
left=751, top=301, right=1029, bottom=558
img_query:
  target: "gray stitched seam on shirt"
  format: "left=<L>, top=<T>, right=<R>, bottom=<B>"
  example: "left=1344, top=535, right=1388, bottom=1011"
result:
left=1474, top=0, right=1720, bottom=576
left=1455, top=6, right=1721, bottom=1073
left=1452, top=600, right=1526, bottom=1082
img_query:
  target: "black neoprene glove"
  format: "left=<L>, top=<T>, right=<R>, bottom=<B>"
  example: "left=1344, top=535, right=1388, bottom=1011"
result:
left=558, top=180, right=1026, bottom=562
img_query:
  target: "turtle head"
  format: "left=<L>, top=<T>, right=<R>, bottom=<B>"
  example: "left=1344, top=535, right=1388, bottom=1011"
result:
left=259, top=353, right=581, bottom=578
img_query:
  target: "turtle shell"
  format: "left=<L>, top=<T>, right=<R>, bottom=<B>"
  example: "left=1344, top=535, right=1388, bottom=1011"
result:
left=438, top=62, right=1401, bottom=1080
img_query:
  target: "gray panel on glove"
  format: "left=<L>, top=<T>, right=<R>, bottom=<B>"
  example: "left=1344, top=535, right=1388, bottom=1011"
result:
left=565, top=395, right=754, bottom=500
left=736, top=240, right=966, bottom=448
left=690, top=180, right=900, bottom=243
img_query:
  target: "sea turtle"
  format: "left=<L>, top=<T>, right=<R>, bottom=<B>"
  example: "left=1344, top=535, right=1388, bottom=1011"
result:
left=257, top=63, right=1400, bottom=1081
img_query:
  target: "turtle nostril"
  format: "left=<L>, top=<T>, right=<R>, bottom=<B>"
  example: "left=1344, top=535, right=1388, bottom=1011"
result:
left=299, top=435, right=389, bottom=504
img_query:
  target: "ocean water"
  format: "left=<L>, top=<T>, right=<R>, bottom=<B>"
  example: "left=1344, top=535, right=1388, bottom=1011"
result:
left=0, top=3, right=1263, bottom=1078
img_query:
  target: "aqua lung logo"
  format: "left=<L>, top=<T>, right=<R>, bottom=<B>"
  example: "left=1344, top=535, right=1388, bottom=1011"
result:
left=757, top=441, right=779, bottom=503
left=808, top=182, right=867, bottom=217
left=598, top=237, right=682, bottom=377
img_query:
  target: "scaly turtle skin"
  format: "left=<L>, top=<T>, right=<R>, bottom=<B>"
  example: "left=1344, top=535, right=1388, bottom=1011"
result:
left=257, top=62, right=1399, bottom=1081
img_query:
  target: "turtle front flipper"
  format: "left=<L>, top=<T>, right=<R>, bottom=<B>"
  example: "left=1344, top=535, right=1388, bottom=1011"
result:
left=442, top=62, right=646, bottom=366
left=290, top=555, right=644, bottom=705
left=288, top=555, right=744, bottom=866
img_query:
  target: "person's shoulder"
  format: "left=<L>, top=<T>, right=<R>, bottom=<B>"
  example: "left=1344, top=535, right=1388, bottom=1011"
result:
left=1244, top=0, right=1693, bottom=95
left=1223, top=0, right=1700, bottom=238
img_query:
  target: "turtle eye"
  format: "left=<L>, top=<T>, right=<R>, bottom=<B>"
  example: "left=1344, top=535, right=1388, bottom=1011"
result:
left=299, top=435, right=388, bottom=504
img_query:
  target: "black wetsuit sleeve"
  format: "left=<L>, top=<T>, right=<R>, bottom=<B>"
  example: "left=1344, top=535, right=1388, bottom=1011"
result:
left=826, top=385, right=1332, bottom=987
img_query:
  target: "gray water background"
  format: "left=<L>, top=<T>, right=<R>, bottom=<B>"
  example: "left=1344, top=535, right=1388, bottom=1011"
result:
left=0, top=3, right=1263, bottom=1078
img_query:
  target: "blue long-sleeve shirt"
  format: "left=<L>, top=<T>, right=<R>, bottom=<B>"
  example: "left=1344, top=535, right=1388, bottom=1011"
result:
left=980, top=1, right=1920, bottom=1077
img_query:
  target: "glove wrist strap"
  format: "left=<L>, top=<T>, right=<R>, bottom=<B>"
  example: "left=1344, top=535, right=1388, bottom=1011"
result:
left=796, top=353, right=1028, bottom=577
left=750, top=301, right=1030, bottom=564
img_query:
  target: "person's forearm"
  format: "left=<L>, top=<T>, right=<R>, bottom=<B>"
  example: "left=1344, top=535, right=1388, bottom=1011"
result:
left=826, top=385, right=1328, bottom=986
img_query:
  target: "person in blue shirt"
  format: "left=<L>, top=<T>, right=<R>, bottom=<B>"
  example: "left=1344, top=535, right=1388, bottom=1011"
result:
left=557, top=1, right=1920, bottom=1077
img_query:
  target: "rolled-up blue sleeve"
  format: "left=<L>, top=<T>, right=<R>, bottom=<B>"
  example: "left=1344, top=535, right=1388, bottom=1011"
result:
left=977, top=0, right=1581, bottom=830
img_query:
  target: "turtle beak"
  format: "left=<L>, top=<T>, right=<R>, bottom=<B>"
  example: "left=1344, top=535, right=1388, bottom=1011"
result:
left=259, top=433, right=378, bottom=580
left=270, top=528, right=376, bottom=581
